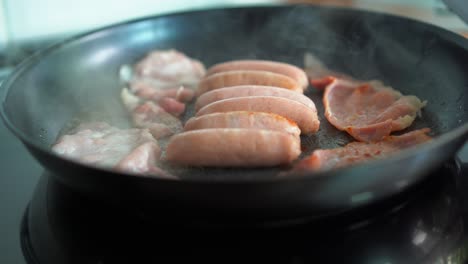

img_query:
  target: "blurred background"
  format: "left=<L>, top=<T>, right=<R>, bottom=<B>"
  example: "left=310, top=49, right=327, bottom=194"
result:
left=0, top=0, right=467, bottom=74
left=0, top=0, right=467, bottom=45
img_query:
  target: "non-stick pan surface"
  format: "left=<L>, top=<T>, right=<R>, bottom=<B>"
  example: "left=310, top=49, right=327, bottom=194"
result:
left=1, top=4, right=468, bottom=224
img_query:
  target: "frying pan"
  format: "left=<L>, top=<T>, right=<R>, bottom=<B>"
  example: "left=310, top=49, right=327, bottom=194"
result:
left=1, top=4, right=468, bottom=226
left=443, top=0, right=468, bottom=25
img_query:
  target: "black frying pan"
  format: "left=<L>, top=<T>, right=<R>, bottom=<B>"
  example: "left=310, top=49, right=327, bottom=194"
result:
left=1, top=4, right=468, bottom=225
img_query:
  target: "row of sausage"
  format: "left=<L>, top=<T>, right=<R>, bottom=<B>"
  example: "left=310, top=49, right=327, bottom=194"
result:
left=165, top=60, right=320, bottom=167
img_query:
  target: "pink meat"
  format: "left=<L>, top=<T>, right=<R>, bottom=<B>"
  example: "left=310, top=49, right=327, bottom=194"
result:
left=196, top=70, right=303, bottom=96
left=132, top=101, right=183, bottom=139
left=303, top=52, right=355, bottom=90
left=133, top=49, right=206, bottom=89
left=157, top=97, right=186, bottom=116
left=115, top=142, right=175, bottom=178
left=194, top=85, right=317, bottom=112
left=165, top=128, right=301, bottom=167
left=120, top=88, right=183, bottom=139
left=196, top=96, right=320, bottom=134
left=323, top=78, right=426, bottom=142
left=184, top=111, right=301, bottom=137
left=51, top=122, right=172, bottom=178
left=206, top=60, right=309, bottom=90
left=131, top=81, right=195, bottom=102
left=291, top=128, right=432, bottom=171
left=125, top=84, right=187, bottom=116
left=123, top=49, right=205, bottom=118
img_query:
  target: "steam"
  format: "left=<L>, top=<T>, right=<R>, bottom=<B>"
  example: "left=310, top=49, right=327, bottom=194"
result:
left=78, top=7, right=430, bottom=134
left=15, top=4, right=460, bottom=152
left=239, top=4, right=433, bottom=89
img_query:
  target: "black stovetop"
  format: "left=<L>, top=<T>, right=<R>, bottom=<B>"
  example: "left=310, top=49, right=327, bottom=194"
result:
left=16, top=161, right=468, bottom=264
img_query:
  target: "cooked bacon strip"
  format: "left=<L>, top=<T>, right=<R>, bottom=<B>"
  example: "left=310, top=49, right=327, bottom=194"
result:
left=323, top=78, right=426, bottom=142
left=291, top=128, right=432, bottom=171
left=303, top=52, right=355, bottom=90
left=310, top=76, right=336, bottom=90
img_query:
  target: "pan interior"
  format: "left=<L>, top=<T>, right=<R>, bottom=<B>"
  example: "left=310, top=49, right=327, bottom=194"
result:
left=3, top=5, right=468, bottom=180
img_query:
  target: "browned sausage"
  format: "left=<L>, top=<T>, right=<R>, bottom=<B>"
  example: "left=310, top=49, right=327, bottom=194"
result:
left=196, top=70, right=302, bottom=96
left=196, top=96, right=320, bottom=134
left=195, top=85, right=316, bottom=111
left=184, top=111, right=301, bottom=137
left=206, top=60, right=309, bottom=90
left=165, top=128, right=301, bottom=167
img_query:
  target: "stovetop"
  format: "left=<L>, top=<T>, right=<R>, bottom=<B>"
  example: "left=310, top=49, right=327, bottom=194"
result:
left=15, top=161, right=468, bottom=264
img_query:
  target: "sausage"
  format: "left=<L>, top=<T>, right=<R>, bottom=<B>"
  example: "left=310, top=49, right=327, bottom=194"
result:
left=184, top=111, right=301, bottom=137
left=196, top=96, right=320, bottom=134
left=196, top=70, right=302, bottom=96
left=165, top=128, right=301, bottom=167
left=195, top=85, right=316, bottom=111
left=206, top=60, right=309, bottom=90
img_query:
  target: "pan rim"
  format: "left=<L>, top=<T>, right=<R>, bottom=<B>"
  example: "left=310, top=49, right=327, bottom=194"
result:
left=1, top=3, right=467, bottom=184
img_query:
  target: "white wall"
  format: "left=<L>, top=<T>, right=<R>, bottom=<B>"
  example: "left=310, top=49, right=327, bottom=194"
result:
left=0, top=0, right=9, bottom=50
left=1, top=0, right=277, bottom=45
